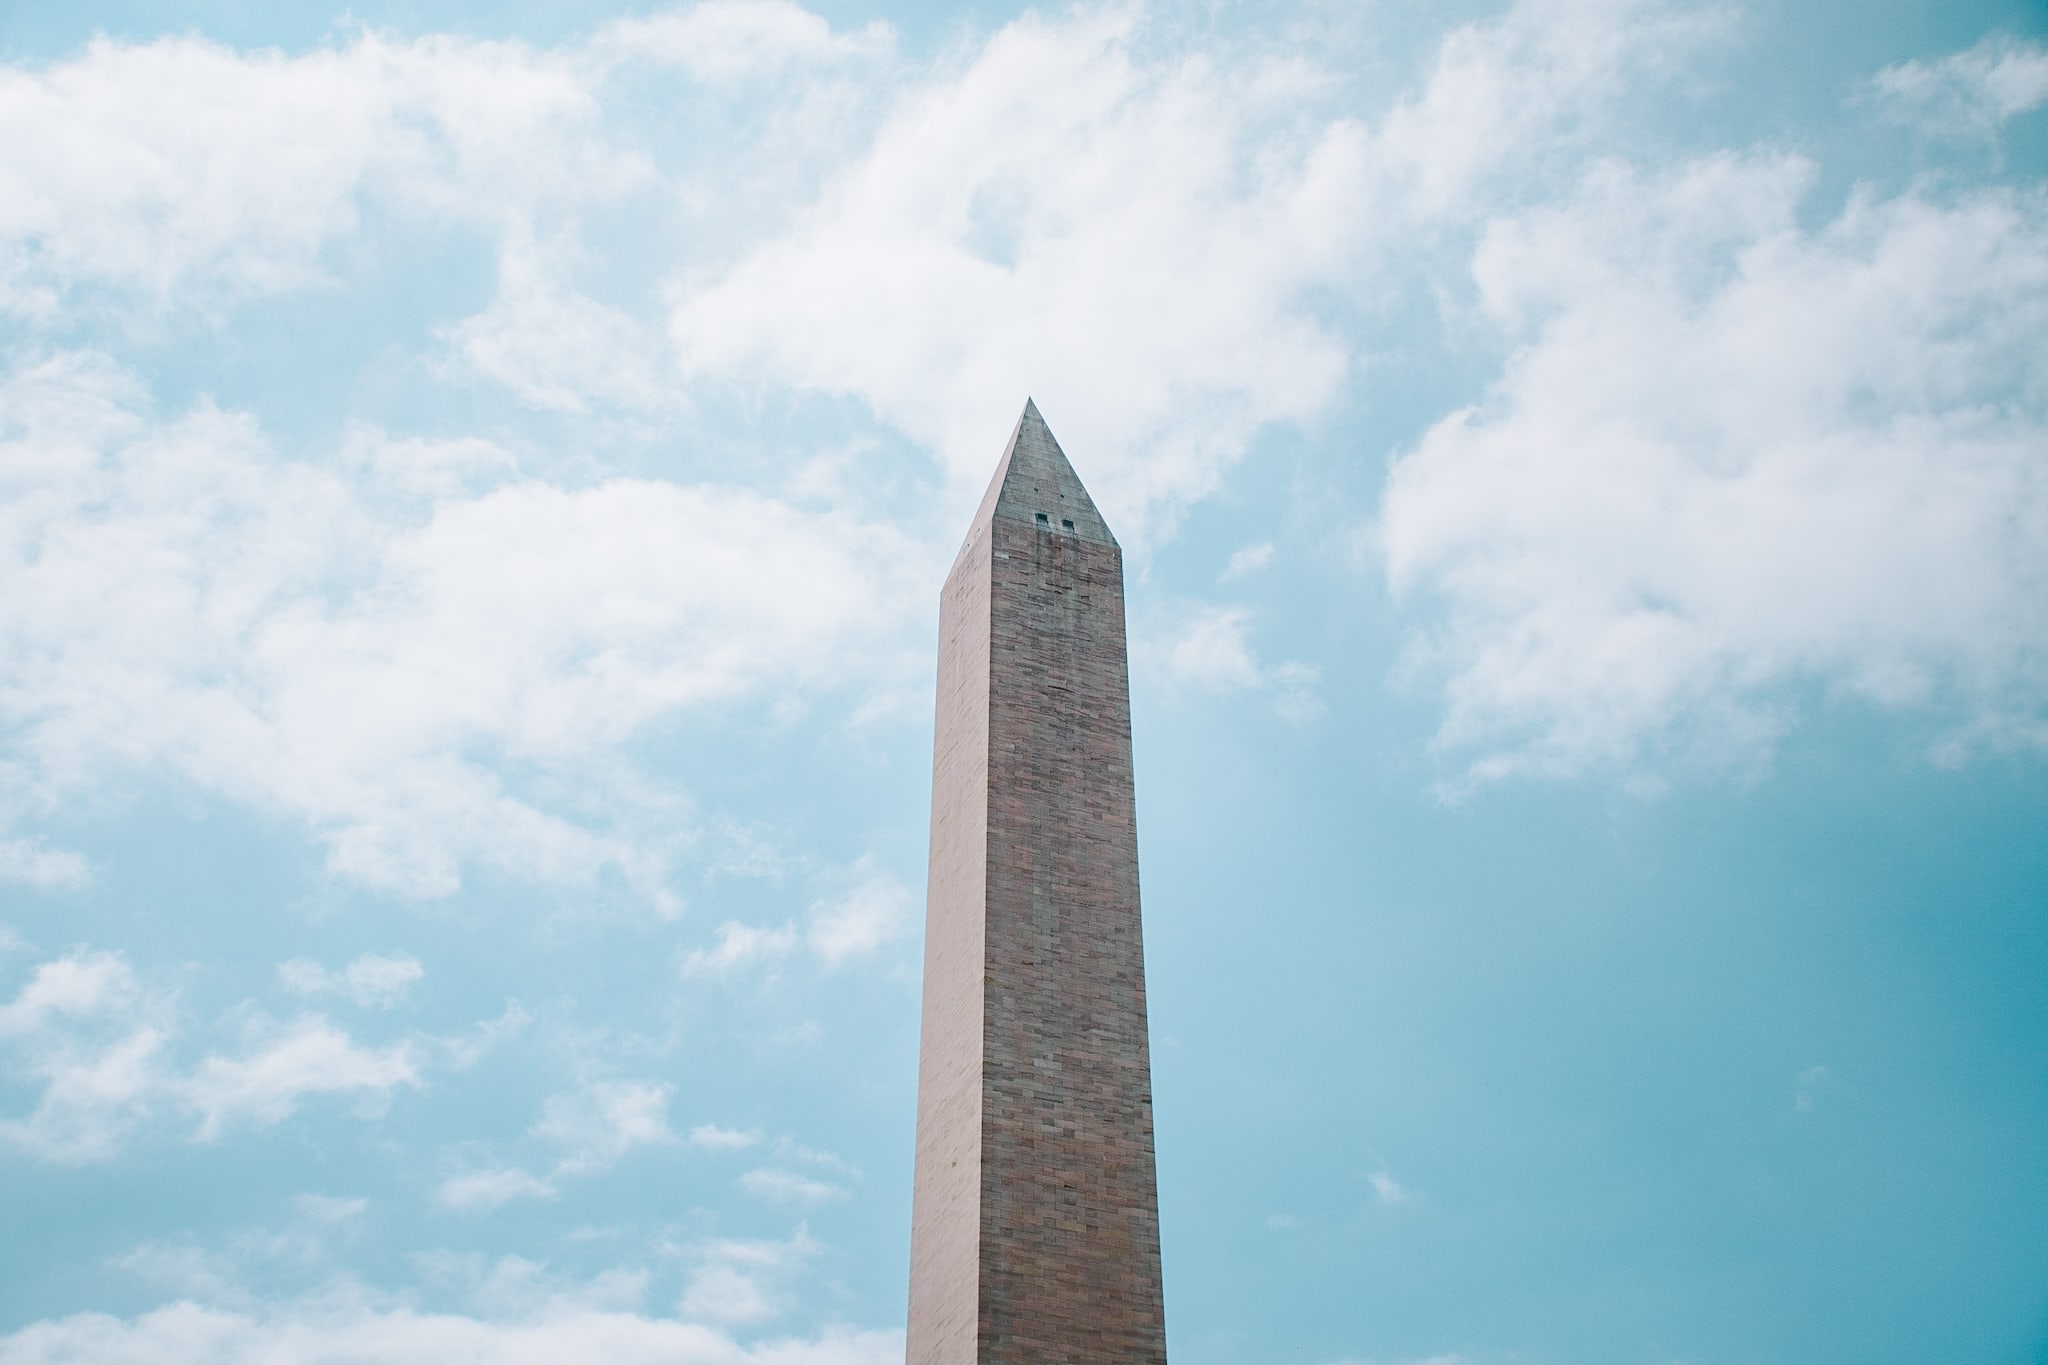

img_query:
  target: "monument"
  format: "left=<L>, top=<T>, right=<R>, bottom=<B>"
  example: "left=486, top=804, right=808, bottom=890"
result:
left=906, top=401, right=1169, bottom=1364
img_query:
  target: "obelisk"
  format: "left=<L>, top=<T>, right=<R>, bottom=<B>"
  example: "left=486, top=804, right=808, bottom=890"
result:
left=906, top=400, right=1168, bottom=1364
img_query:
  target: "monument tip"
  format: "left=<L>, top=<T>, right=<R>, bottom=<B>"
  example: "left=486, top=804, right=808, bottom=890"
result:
left=959, top=397, right=1119, bottom=556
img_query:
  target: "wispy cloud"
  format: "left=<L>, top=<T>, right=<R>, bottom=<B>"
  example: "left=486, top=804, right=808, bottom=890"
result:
left=678, top=1224, right=820, bottom=1327
left=739, top=1167, right=847, bottom=1205
left=681, top=921, right=799, bottom=977
left=534, top=1079, right=675, bottom=1175
left=1872, top=34, right=2048, bottom=136
left=1221, top=541, right=1275, bottom=580
left=437, top=1166, right=558, bottom=1212
left=1369, top=1169, right=1416, bottom=1206
left=1168, top=606, right=1266, bottom=693
left=0, top=951, right=138, bottom=1037
left=805, top=864, right=912, bottom=968
left=435, top=1078, right=675, bottom=1211
left=0, top=948, right=525, bottom=1160
left=435, top=1004, right=532, bottom=1071
left=277, top=954, right=424, bottom=1010
left=0, top=837, right=90, bottom=890
left=0, top=950, right=171, bottom=1161
left=290, top=1194, right=367, bottom=1225
left=1161, top=605, right=1326, bottom=722
left=184, top=1017, right=420, bottom=1140
left=1795, top=1064, right=1830, bottom=1113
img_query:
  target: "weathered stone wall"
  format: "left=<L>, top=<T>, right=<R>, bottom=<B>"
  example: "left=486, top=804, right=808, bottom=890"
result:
left=976, top=506, right=1166, bottom=1363
left=907, top=404, right=1166, bottom=1365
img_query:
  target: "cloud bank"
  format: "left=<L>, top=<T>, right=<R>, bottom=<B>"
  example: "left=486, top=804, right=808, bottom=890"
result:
left=1382, top=155, right=2048, bottom=784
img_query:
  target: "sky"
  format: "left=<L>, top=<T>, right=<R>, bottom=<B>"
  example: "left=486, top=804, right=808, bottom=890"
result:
left=0, top=0, right=2044, bottom=1362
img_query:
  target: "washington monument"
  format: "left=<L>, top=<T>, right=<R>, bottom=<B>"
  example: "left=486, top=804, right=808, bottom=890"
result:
left=906, top=401, right=1169, bottom=1364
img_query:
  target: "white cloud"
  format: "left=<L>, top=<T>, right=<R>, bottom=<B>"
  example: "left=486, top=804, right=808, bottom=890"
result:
left=534, top=1079, right=674, bottom=1175
left=772, top=1020, right=823, bottom=1049
left=1269, top=661, right=1328, bottom=724
left=0, top=950, right=169, bottom=1162
left=772, top=1140, right=854, bottom=1174
left=114, top=1207, right=371, bottom=1304
left=335, top=426, right=517, bottom=504
left=679, top=1266, right=779, bottom=1327
left=1377, top=0, right=1732, bottom=218
left=678, top=1226, right=819, bottom=1327
left=436, top=1004, right=532, bottom=1071
left=0, top=28, right=645, bottom=318
left=184, top=1016, right=420, bottom=1140
left=1383, top=155, right=2048, bottom=785
left=1161, top=606, right=1325, bottom=720
left=1167, top=606, right=1265, bottom=693
left=278, top=953, right=424, bottom=1010
left=0, top=950, right=136, bottom=1037
left=1, top=947, right=450, bottom=1160
left=111, top=1243, right=245, bottom=1304
left=0, top=1299, right=901, bottom=1365
left=428, top=1254, right=653, bottom=1320
left=0, top=351, right=925, bottom=900
left=661, top=0, right=1737, bottom=545
left=1, top=1023, right=167, bottom=1164
left=804, top=866, right=910, bottom=968
left=1795, top=1064, right=1829, bottom=1114
left=291, top=1194, right=368, bottom=1225
left=739, top=1167, right=846, bottom=1205
left=1872, top=34, right=2048, bottom=136
left=1369, top=1170, right=1415, bottom=1206
left=442, top=229, right=674, bottom=415
left=0, top=837, right=89, bottom=890
left=689, top=1123, right=760, bottom=1151
left=1221, top=541, right=1275, bottom=580
left=334, top=955, right=424, bottom=1010
left=437, top=1166, right=559, bottom=1212
left=682, top=921, right=800, bottom=976
left=594, top=0, right=893, bottom=81
left=678, top=866, right=909, bottom=977
left=0, top=7, right=902, bottom=416
left=668, top=8, right=1375, bottom=543
left=0, top=0, right=1753, bottom=880
left=0, top=0, right=1741, bottom=556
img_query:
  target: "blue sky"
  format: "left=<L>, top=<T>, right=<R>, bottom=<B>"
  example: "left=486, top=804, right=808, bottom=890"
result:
left=0, top=1, right=2044, bottom=1362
